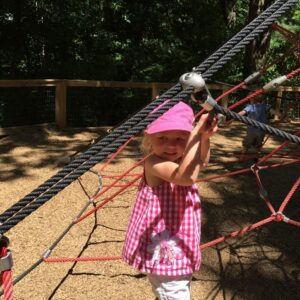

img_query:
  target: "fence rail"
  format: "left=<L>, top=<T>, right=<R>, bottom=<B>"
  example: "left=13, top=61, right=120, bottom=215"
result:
left=0, top=79, right=299, bottom=128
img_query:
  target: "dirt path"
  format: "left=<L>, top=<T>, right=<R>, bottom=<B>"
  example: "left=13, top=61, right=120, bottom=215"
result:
left=0, top=122, right=299, bottom=300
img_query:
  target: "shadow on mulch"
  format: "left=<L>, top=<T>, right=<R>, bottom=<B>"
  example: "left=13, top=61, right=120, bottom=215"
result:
left=0, top=124, right=114, bottom=181
left=1, top=121, right=299, bottom=299
left=44, top=164, right=300, bottom=299
left=199, top=160, right=300, bottom=299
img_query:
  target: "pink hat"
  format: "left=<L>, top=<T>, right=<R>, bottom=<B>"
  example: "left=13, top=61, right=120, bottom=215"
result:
left=145, top=101, right=194, bottom=134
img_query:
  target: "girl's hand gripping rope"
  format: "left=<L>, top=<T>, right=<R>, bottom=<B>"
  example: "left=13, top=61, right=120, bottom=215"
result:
left=196, top=113, right=218, bottom=138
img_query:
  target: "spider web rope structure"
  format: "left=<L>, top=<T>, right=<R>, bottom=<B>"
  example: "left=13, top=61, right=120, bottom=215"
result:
left=0, top=0, right=298, bottom=236
left=1, top=1, right=300, bottom=298
left=3, top=82, right=299, bottom=294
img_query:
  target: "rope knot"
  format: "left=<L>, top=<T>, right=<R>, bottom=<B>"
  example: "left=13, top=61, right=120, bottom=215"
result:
left=272, top=212, right=290, bottom=223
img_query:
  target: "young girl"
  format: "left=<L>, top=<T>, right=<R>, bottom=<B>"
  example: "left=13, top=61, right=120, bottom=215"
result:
left=122, top=101, right=217, bottom=299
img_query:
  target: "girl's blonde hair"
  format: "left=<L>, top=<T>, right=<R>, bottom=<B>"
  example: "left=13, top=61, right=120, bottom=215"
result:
left=140, top=132, right=153, bottom=155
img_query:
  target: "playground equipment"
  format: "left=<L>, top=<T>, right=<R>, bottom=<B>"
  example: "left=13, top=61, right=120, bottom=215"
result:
left=0, top=0, right=299, bottom=298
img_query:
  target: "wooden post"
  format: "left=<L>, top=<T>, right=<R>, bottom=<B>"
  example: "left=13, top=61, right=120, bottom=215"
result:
left=220, top=88, right=229, bottom=108
left=274, top=90, right=282, bottom=121
left=55, top=81, right=67, bottom=128
left=152, top=83, right=159, bottom=100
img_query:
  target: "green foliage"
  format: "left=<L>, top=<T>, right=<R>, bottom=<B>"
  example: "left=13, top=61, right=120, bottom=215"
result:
left=0, top=0, right=299, bottom=126
left=265, top=2, right=300, bottom=85
left=0, top=0, right=298, bottom=82
left=0, top=0, right=230, bottom=81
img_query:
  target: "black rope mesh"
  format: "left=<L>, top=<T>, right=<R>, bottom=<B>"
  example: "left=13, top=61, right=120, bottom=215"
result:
left=0, top=0, right=298, bottom=234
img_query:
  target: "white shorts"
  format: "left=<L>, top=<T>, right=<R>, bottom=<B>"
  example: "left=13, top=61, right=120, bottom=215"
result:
left=147, top=274, right=192, bottom=300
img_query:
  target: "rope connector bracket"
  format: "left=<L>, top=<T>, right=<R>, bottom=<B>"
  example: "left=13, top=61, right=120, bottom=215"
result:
left=250, top=164, right=263, bottom=173
left=244, top=72, right=260, bottom=84
left=272, top=211, right=290, bottom=223
left=263, top=75, right=287, bottom=92
left=196, top=95, right=217, bottom=112
left=179, top=72, right=205, bottom=93
left=43, top=249, right=52, bottom=259
left=0, top=250, right=13, bottom=272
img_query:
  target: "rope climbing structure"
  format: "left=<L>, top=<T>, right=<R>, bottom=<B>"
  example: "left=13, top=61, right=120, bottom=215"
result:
left=0, top=0, right=299, bottom=298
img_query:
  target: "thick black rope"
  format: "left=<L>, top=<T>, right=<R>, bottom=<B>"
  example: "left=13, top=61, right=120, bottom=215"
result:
left=0, top=0, right=297, bottom=233
left=0, top=0, right=290, bottom=226
left=214, top=104, right=300, bottom=144
left=0, top=98, right=184, bottom=232
left=196, top=0, right=291, bottom=73
left=0, top=0, right=295, bottom=229
left=199, top=0, right=299, bottom=78
left=2, top=85, right=300, bottom=233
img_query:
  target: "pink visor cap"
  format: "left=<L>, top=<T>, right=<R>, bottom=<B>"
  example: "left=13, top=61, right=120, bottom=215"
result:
left=145, top=101, right=194, bottom=134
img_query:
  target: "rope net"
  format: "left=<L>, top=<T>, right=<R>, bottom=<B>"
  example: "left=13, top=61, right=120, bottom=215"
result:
left=3, top=69, right=299, bottom=297
left=1, top=0, right=300, bottom=298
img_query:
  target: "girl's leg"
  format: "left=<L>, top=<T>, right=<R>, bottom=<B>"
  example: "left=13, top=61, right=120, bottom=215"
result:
left=147, top=274, right=192, bottom=300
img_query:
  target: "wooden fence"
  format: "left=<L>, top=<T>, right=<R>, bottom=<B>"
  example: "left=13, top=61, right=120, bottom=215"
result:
left=0, top=79, right=299, bottom=128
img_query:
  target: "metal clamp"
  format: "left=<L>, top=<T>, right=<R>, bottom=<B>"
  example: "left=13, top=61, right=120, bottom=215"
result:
left=43, top=249, right=52, bottom=259
left=244, top=72, right=260, bottom=84
left=196, top=95, right=217, bottom=111
left=179, top=72, right=205, bottom=93
left=216, top=113, right=226, bottom=126
left=263, top=75, right=287, bottom=92
left=0, top=250, right=13, bottom=272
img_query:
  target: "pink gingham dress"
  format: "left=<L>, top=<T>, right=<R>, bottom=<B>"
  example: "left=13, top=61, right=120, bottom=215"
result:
left=122, top=176, right=201, bottom=276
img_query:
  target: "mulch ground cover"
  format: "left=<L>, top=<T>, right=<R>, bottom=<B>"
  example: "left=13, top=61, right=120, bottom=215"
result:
left=0, top=121, right=299, bottom=300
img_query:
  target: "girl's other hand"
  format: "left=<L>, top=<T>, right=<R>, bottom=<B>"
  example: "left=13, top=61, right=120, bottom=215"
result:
left=196, top=113, right=218, bottom=137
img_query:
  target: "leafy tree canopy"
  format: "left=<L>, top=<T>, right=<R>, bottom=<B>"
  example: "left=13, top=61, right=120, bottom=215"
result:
left=0, top=0, right=299, bottom=84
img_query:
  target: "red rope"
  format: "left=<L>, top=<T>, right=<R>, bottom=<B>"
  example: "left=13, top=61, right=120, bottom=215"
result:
left=200, top=216, right=275, bottom=249
left=260, top=44, right=300, bottom=73
left=74, top=174, right=142, bottom=224
left=103, top=173, right=141, bottom=178
left=197, top=167, right=251, bottom=183
left=0, top=248, right=13, bottom=300
left=102, top=184, right=139, bottom=188
left=286, top=218, right=300, bottom=227
left=278, top=177, right=300, bottom=213
left=46, top=215, right=278, bottom=264
left=272, top=23, right=300, bottom=41
left=257, top=130, right=300, bottom=165
left=228, top=89, right=264, bottom=111
left=286, top=67, right=300, bottom=79
left=44, top=256, right=122, bottom=263
left=259, top=159, right=300, bottom=170
left=215, top=82, right=246, bottom=102
left=252, top=167, right=276, bottom=214
left=99, top=137, right=134, bottom=172
left=89, top=155, right=148, bottom=201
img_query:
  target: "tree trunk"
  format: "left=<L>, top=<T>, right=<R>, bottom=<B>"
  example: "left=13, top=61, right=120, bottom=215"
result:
left=243, top=0, right=273, bottom=77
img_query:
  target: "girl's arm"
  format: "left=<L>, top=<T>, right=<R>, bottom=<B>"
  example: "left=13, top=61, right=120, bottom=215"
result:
left=200, top=135, right=210, bottom=167
left=146, top=115, right=217, bottom=186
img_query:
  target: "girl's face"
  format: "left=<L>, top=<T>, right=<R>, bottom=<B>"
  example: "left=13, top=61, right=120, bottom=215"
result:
left=150, top=130, right=189, bottom=161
